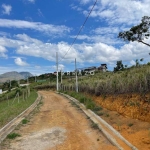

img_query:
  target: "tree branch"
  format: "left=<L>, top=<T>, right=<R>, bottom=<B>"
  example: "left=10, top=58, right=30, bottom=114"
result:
left=138, top=40, right=150, bottom=47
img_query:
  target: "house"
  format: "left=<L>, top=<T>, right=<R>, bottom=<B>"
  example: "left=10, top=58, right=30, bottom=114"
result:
left=84, top=66, right=96, bottom=75
left=97, top=64, right=107, bottom=72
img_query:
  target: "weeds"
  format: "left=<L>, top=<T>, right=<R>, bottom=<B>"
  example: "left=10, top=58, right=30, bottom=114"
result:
left=128, top=123, right=133, bottom=127
left=96, top=112, right=103, bottom=116
left=93, top=106, right=103, bottom=112
left=22, top=119, right=29, bottom=124
left=7, top=133, right=20, bottom=139
left=105, top=114, right=109, bottom=117
left=91, top=122, right=99, bottom=130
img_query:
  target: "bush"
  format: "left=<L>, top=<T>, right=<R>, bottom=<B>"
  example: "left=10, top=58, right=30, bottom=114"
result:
left=7, top=133, right=20, bottom=139
left=79, top=96, right=86, bottom=103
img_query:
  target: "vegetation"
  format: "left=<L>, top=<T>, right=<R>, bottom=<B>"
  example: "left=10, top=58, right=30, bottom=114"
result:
left=60, top=64, right=150, bottom=98
left=7, top=133, right=20, bottom=139
left=114, top=60, right=125, bottom=72
left=0, top=89, right=37, bottom=128
left=22, top=119, right=29, bottom=124
left=118, top=16, right=150, bottom=47
left=128, top=123, right=133, bottom=127
left=0, top=80, right=19, bottom=91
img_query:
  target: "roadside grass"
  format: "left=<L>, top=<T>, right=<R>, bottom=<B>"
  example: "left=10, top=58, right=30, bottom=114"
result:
left=22, top=119, right=29, bottom=124
left=7, top=133, right=21, bottom=139
left=0, top=90, right=37, bottom=128
left=61, top=91, right=104, bottom=115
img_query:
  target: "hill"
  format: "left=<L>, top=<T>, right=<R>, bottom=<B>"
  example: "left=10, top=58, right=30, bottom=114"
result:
left=19, top=72, right=33, bottom=79
left=0, top=71, right=33, bottom=83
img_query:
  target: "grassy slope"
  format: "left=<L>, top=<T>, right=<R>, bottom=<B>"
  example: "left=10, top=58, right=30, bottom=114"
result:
left=0, top=90, right=37, bottom=128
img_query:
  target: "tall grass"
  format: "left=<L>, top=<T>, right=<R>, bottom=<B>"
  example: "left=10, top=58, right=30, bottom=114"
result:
left=61, top=65, right=150, bottom=101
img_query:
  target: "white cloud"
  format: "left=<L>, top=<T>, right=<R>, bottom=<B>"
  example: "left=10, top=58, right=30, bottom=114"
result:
left=0, top=19, right=71, bottom=36
left=80, top=0, right=92, bottom=5
left=0, top=45, right=7, bottom=58
left=2, top=4, right=12, bottom=15
left=51, top=64, right=65, bottom=71
left=130, top=60, right=136, bottom=66
left=14, top=57, right=29, bottom=66
left=85, top=0, right=150, bottom=26
left=28, top=0, right=35, bottom=3
left=1, top=33, right=150, bottom=73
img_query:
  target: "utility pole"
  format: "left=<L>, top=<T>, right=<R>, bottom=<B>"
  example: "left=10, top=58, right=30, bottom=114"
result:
left=9, top=80, right=11, bottom=88
left=18, top=80, right=20, bottom=86
left=35, top=74, right=36, bottom=82
left=27, top=76, right=29, bottom=84
left=75, top=58, right=78, bottom=93
left=56, top=52, right=59, bottom=91
left=60, top=69, right=62, bottom=84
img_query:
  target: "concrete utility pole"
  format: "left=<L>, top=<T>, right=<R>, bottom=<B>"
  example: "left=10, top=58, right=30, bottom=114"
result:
left=75, top=58, right=78, bottom=93
left=56, top=52, right=59, bottom=91
left=60, top=69, right=62, bottom=84
left=9, top=80, right=11, bottom=88
left=18, top=80, right=20, bottom=86
left=27, top=76, right=29, bottom=84
left=35, top=75, right=36, bottom=82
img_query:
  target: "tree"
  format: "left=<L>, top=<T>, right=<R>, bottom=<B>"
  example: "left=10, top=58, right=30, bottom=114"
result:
left=114, top=60, right=124, bottom=72
left=118, top=16, right=150, bottom=47
left=135, top=59, right=139, bottom=67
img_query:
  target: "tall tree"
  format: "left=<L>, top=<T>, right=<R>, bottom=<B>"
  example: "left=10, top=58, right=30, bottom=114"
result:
left=118, top=16, right=150, bottom=47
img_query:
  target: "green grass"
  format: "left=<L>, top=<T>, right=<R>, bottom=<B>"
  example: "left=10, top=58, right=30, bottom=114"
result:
left=7, top=133, right=21, bottom=139
left=22, top=119, right=29, bottom=124
left=0, top=90, right=37, bottom=128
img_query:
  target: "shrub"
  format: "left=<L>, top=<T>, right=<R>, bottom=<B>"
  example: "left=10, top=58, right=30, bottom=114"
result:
left=7, top=133, right=20, bottom=139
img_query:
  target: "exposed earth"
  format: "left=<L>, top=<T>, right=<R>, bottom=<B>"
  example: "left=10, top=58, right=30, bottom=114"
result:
left=92, top=94, right=150, bottom=150
left=0, top=91, right=117, bottom=150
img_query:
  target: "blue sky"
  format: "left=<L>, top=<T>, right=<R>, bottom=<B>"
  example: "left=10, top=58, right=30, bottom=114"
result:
left=0, top=0, right=150, bottom=75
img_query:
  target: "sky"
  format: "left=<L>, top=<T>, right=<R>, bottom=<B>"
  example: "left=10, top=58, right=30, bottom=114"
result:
left=0, top=0, right=150, bottom=75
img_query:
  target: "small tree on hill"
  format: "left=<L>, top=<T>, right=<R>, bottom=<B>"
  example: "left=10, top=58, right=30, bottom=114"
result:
left=114, top=60, right=124, bottom=72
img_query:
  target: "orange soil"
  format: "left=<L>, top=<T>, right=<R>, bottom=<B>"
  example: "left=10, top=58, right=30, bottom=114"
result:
left=90, top=93, right=150, bottom=150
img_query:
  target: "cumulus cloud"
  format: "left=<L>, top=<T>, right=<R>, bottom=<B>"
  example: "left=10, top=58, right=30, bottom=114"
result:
left=80, top=0, right=150, bottom=26
left=0, top=19, right=71, bottom=36
left=0, top=33, right=150, bottom=72
left=14, top=57, right=29, bottom=66
left=51, top=64, right=65, bottom=71
left=2, top=4, right=12, bottom=15
left=0, top=45, right=7, bottom=58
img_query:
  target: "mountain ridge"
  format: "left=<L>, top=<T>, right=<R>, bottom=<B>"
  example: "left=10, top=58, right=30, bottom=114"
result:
left=0, top=71, right=33, bottom=83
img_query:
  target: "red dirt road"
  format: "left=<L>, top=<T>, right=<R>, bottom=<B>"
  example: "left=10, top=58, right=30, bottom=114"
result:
left=1, top=91, right=117, bottom=150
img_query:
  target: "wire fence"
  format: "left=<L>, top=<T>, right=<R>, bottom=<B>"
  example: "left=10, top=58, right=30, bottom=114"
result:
left=0, top=86, right=37, bottom=128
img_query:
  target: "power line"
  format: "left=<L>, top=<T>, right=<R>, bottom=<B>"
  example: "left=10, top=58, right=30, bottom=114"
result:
left=59, top=0, right=97, bottom=62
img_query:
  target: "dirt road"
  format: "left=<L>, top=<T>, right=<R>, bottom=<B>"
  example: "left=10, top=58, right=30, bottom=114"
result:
left=1, top=91, right=117, bottom=150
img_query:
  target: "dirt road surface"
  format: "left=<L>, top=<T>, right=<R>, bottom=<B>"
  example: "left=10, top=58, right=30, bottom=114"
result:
left=1, top=91, right=117, bottom=150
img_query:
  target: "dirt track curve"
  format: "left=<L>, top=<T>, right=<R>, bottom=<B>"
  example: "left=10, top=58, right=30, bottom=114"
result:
left=1, top=91, right=117, bottom=150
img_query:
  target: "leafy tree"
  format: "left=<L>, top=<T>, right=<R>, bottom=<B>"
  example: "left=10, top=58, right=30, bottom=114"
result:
left=11, top=80, right=19, bottom=87
left=140, top=58, right=144, bottom=61
left=114, top=60, right=124, bottom=72
left=81, top=70, right=85, bottom=76
left=118, top=16, right=150, bottom=47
